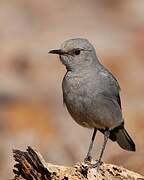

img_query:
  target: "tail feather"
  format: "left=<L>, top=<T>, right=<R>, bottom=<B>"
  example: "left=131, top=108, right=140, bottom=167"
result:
left=116, top=128, right=135, bottom=151
left=99, top=125, right=136, bottom=151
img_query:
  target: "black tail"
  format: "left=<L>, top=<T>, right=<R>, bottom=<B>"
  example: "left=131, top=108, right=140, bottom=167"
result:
left=115, top=127, right=135, bottom=151
left=100, top=125, right=136, bottom=151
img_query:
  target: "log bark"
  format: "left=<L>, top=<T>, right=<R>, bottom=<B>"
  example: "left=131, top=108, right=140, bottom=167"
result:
left=12, top=146, right=144, bottom=180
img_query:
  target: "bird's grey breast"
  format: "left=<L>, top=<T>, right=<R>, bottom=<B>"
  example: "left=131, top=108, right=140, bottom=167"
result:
left=62, top=69, right=123, bottom=129
left=62, top=71, right=92, bottom=106
left=62, top=71, right=96, bottom=127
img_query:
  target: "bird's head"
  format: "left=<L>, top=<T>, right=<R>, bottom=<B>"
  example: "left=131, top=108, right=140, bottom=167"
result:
left=49, top=38, right=98, bottom=71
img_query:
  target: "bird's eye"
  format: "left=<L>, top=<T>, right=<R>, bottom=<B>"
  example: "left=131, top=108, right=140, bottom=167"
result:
left=73, top=49, right=81, bottom=55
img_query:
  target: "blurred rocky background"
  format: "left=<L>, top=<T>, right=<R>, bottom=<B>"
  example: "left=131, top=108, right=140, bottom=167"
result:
left=0, top=0, right=144, bottom=179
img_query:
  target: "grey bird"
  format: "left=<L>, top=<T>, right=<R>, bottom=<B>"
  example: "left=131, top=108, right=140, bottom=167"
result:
left=49, top=38, right=135, bottom=166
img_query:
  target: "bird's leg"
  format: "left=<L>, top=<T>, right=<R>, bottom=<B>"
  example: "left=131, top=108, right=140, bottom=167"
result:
left=84, top=128, right=97, bottom=164
left=93, top=129, right=110, bottom=168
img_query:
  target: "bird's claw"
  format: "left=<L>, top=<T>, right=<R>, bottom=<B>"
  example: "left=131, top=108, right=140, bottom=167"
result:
left=84, top=157, right=102, bottom=170
left=90, top=160, right=102, bottom=170
left=84, top=155, right=92, bottom=165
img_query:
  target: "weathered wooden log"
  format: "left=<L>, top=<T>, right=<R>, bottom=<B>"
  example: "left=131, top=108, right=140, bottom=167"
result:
left=12, top=146, right=144, bottom=180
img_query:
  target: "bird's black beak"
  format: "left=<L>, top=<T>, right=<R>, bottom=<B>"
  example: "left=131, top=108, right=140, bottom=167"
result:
left=48, top=49, right=65, bottom=55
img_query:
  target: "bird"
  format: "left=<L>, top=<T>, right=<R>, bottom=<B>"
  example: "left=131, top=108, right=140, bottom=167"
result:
left=49, top=38, right=135, bottom=167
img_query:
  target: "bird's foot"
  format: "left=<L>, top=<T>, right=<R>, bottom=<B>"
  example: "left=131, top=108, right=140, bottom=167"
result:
left=83, top=157, right=102, bottom=170
left=84, top=155, right=92, bottom=165
left=90, top=160, right=103, bottom=170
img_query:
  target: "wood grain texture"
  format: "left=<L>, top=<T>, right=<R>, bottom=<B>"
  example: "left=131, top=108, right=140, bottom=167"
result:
left=13, top=147, right=144, bottom=180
